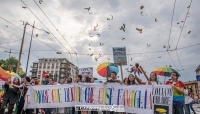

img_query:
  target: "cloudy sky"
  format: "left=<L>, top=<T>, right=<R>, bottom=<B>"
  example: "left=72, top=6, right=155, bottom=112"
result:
left=0, top=0, right=199, bottom=82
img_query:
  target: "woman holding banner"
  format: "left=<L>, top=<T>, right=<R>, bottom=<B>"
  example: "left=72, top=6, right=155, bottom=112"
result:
left=0, top=78, right=20, bottom=114
left=127, top=74, right=137, bottom=85
left=13, top=76, right=33, bottom=114
left=135, top=66, right=162, bottom=85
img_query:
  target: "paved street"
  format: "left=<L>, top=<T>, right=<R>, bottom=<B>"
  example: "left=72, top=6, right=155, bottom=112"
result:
left=192, top=104, right=200, bottom=114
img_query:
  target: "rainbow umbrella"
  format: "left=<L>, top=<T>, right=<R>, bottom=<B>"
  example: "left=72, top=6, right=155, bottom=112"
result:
left=152, top=67, right=180, bottom=77
left=97, top=62, right=119, bottom=77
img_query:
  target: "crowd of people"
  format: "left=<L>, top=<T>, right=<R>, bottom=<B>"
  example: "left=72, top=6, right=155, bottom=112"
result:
left=0, top=71, right=197, bottom=114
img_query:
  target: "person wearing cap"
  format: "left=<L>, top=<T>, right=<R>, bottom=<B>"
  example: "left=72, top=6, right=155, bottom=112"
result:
left=165, top=72, right=185, bottom=114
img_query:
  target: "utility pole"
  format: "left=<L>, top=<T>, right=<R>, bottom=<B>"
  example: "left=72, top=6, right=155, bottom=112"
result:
left=9, top=49, right=11, bottom=59
left=25, top=21, right=35, bottom=76
left=16, top=22, right=27, bottom=73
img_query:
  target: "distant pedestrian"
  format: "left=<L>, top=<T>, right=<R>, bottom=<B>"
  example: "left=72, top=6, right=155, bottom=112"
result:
left=184, top=88, right=190, bottom=114
left=188, top=88, right=196, bottom=114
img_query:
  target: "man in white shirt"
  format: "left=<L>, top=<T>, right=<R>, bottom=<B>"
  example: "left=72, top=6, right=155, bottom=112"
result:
left=184, top=88, right=190, bottom=114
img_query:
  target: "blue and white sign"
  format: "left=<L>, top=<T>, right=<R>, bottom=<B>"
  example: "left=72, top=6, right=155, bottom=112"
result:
left=196, top=75, right=200, bottom=81
left=112, top=47, right=127, bottom=65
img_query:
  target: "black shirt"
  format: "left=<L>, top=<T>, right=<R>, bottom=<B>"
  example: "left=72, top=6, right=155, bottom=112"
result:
left=107, top=79, right=120, bottom=83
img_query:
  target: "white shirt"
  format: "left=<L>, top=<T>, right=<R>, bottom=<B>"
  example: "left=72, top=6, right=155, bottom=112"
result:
left=184, top=89, right=190, bottom=104
left=146, top=81, right=161, bottom=85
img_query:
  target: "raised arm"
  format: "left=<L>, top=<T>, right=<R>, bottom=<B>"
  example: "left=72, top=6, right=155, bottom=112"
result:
left=135, top=75, right=146, bottom=85
left=12, top=83, right=24, bottom=89
left=139, top=66, right=150, bottom=82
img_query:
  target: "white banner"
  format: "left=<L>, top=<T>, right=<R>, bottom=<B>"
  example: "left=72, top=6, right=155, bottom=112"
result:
left=24, top=84, right=172, bottom=114
left=78, top=67, right=93, bottom=78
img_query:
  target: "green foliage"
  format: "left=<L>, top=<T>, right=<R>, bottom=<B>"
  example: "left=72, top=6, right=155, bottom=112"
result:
left=0, top=57, right=24, bottom=77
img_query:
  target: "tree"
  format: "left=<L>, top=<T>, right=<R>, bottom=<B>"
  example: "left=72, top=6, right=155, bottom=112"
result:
left=0, top=57, right=24, bottom=76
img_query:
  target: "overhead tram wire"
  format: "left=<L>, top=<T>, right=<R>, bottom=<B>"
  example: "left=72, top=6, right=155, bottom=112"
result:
left=175, top=0, right=193, bottom=49
left=165, top=0, right=192, bottom=80
left=167, top=0, right=177, bottom=50
left=167, top=51, right=178, bottom=70
left=0, top=39, right=22, bottom=44
left=175, top=0, right=193, bottom=77
left=21, top=0, right=73, bottom=63
left=1, top=16, right=199, bottom=57
left=0, top=46, right=41, bottom=58
left=0, top=16, right=57, bottom=51
left=28, top=42, right=200, bottom=56
left=32, top=0, right=76, bottom=54
left=32, top=0, right=78, bottom=65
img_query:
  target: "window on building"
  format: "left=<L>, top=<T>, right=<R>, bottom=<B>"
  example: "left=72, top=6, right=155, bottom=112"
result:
left=33, top=63, right=38, bottom=68
left=44, top=63, right=46, bottom=66
left=39, top=66, right=42, bottom=69
left=47, top=66, right=50, bottom=69
left=47, top=71, right=49, bottom=73
left=43, top=66, right=46, bottom=69
left=56, top=66, right=59, bottom=69
left=48, top=63, right=50, bottom=65
left=55, top=71, right=58, bottom=74
left=51, top=71, right=53, bottom=74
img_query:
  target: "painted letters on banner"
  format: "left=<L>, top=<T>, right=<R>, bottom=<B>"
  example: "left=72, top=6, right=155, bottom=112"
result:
left=24, top=84, right=172, bottom=114
left=152, top=85, right=173, bottom=114
left=78, top=67, right=93, bottom=78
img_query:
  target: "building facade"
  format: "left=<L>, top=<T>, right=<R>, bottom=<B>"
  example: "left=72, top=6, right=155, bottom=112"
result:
left=30, top=58, right=78, bottom=83
left=184, top=80, right=200, bottom=95
left=184, top=65, right=200, bottom=96
left=195, top=65, right=200, bottom=96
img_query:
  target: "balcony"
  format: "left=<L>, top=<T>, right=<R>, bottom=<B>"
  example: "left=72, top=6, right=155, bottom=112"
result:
left=31, top=66, right=38, bottom=69
left=60, top=63, right=69, bottom=68
left=59, top=70, right=67, bottom=74
left=30, top=69, right=37, bottom=73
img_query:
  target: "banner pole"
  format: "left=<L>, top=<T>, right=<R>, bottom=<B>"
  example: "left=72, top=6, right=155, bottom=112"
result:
left=107, top=66, right=109, bottom=81
left=120, top=63, right=123, bottom=81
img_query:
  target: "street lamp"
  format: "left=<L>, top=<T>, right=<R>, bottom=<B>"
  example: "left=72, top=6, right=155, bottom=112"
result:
left=25, top=22, right=50, bottom=76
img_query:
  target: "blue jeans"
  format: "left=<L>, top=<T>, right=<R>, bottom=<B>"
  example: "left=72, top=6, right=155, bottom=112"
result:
left=189, top=103, right=196, bottom=114
left=173, top=104, right=183, bottom=114
left=184, top=104, right=190, bottom=114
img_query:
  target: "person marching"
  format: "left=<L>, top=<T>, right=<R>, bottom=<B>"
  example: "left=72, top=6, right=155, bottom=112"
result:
left=0, top=78, right=20, bottom=114
left=165, top=72, right=185, bottom=114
